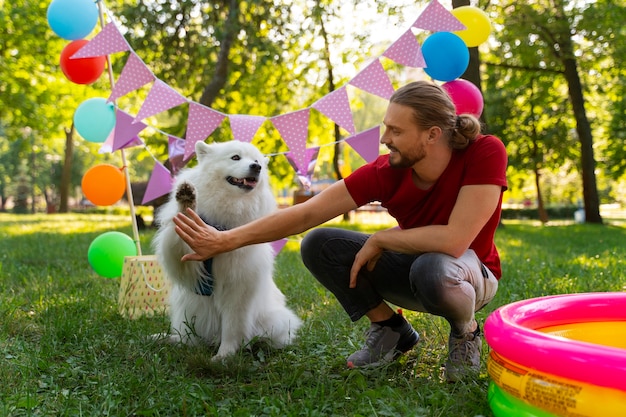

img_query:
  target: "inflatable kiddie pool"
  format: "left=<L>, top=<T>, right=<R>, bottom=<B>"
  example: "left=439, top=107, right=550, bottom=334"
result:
left=484, top=292, right=626, bottom=417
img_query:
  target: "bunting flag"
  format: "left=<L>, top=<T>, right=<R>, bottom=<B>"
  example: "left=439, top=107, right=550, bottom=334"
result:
left=98, top=130, right=115, bottom=154
left=168, top=135, right=187, bottom=175
left=133, top=80, right=188, bottom=123
left=71, top=22, right=131, bottom=59
left=412, top=0, right=466, bottom=32
left=270, top=238, right=288, bottom=258
left=73, top=1, right=470, bottom=195
left=349, top=59, right=395, bottom=100
left=311, top=86, right=356, bottom=135
left=142, top=160, right=174, bottom=204
left=112, top=109, right=147, bottom=151
left=383, top=29, right=426, bottom=68
left=108, top=53, right=155, bottom=103
left=229, top=114, right=266, bottom=143
left=286, top=146, right=320, bottom=189
left=185, top=103, right=226, bottom=159
left=345, top=125, right=381, bottom=163
left=271, top=109, right=311, bottom=174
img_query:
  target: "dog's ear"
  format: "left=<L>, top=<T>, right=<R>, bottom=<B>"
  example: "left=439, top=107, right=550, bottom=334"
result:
left=195, top=141, right=212, bottom=160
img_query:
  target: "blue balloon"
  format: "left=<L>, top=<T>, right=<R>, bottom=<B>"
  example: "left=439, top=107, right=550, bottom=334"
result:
left=47, top=0, right=99, bottom=40
left=74, top=98, right=116, bottom=143
left=422, top=32, right=470, bottom=82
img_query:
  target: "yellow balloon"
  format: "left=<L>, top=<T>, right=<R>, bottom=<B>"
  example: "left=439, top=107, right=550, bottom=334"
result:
left=451, top=6, right=491, bottom=47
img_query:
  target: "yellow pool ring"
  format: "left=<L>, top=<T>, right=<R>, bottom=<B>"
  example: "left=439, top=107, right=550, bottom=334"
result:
left=538, top=321, right=626, bottom=349
left=487, top=350, right=626, bottom=417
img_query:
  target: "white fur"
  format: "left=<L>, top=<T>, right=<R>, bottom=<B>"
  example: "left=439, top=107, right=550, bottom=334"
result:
left=153, top=140, right=301, bottom=360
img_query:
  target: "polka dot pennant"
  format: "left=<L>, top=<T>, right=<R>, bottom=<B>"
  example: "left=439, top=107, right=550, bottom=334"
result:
left=382, top=29, right=426, bottom=68
left=348, top=58, right=395, bottom=100
left=185, top=102, right=226, bottom=159
left=71, top=22, right=130, bottom=59
left=229, top=114, right=267, bottom=143
left=286, top=146, right=319, bottom=177
left=109, top=53, right=155, bottom=103
left=271, top=108, right=310, bottom=174
left=133, top=79, right=188, bottom=123
left=311, top=86, right=356, bottom=135
left=412, top=0, right=466, bottom=32
left=344, top=125, right=381, bottom=163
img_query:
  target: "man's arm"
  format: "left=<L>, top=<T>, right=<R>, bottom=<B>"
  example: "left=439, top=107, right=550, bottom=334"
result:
left=349, top=184, right=501, bottom=286
left=174, top=179, right=359, bottom=261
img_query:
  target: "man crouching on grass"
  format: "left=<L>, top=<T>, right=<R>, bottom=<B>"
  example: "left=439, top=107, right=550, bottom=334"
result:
left=172, top=80, right=508, bottom=382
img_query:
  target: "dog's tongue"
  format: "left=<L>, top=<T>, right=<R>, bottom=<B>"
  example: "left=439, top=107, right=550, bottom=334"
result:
left=243, top=178, right=257, bottom=187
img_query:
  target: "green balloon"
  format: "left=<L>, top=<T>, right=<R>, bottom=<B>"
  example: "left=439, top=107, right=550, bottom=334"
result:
left=88, top=232, right=138, bottom=278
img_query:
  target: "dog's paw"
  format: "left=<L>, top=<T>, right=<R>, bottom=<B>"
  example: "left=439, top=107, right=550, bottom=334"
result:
left=150, top=332, right=183, bottom=345
left=176, top=181, right=196, bottom=212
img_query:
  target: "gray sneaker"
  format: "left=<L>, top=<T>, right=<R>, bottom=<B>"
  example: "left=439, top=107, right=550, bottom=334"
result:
left=445, top=325, right=481, bottom=382
left=347, top=320, right=419, bottom=368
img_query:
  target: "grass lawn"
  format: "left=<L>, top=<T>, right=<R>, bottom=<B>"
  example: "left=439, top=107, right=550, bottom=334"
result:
left=1, top=213, right=625, bottom=416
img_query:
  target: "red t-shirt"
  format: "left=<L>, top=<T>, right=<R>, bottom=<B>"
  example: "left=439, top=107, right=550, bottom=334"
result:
left=344, top=134, right=508, bottom=279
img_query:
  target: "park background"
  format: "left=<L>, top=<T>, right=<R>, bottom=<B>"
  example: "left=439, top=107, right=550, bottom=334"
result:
left=1, top=0, right=626, bottom=416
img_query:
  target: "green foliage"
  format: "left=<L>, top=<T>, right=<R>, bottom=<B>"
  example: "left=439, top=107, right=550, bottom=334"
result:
left=1, top=214, right=626, bottom=416
left=483, top=0, right=626, bottom=207
left=2, top=0, right=626, bottom=211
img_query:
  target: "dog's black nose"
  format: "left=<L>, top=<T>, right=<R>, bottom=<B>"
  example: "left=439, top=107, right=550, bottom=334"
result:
left=249, top=162, right=261, bottom=174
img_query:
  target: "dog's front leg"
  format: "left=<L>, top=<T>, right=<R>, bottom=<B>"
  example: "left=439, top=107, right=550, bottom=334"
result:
left=212, top=307, right=251, bottom=360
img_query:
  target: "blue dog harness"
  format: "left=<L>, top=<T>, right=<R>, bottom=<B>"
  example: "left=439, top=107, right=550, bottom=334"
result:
left=196, top=217, right=228, bottom=297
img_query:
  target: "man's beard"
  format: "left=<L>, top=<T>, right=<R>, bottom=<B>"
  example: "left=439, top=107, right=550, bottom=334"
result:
left=388, top=142, right=426, bottom=169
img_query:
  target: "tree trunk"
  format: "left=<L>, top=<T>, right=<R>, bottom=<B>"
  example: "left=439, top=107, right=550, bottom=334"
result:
left=562, top=56, right=602, bottom=224
left=317, top=4, right=350, bottom=221
left=552, top=2, right=602, bottom=224
left=197, top=0, right=240, bottom=108
left=534, top=168, right=549, bottom=224
left=59, top=124, right=75, bottom=213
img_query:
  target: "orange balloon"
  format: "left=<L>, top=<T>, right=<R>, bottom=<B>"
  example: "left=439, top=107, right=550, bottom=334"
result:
left=81, top=164, right=126, bottom=206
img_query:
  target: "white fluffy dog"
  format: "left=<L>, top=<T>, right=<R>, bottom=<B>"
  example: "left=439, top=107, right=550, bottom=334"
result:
left=153, top=140, right=301, bottom=360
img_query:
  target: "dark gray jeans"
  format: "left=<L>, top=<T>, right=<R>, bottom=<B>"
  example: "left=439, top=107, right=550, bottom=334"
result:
left=300, top=228, right=498, bottom=335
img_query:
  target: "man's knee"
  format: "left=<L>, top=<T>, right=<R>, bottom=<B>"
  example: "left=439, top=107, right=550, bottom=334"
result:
left=300, top=228, right=328, bottom=268
left=409, top=253, right=451, bottom=309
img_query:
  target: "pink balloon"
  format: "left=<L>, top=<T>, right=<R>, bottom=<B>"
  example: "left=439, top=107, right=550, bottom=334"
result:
left=442, top=79, right=484, bottom=117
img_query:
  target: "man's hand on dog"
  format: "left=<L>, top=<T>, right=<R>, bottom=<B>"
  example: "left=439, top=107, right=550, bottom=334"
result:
left=173, top=208, right=224, bottom=262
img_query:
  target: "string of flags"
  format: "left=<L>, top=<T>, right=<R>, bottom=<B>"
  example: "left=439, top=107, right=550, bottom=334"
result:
left=56, top=0, right=480, bottom=205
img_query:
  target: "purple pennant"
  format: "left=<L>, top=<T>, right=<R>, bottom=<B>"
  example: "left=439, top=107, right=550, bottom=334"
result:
left=311, top=86, right=356, bottom=135
left=229, top=114, right=266, bottom=143
left=345, top=125, right=381, bottom=163
left=286, top=146, right=320, bottom=189
left=133, top=80, right=188, bottom=123
left=412, top=0, right=466, bottom=32
left=168, top=136, right=188, bottom=175
left=185, top=103, right=226, bottom=160
left=349, top=59, right=395, bottom=100
left=71, top=22, right=131, bottom=59
left=271, top=109, right=311, bottom=175
left=270, top=239, right=288, bottom=257
left=98, top=130, right=115, bottom=154
left=142, top=160, right=174, bottom=205
left=113, top=109, right=147, bottom=151
left=108, top=53, right=155, bottom=103
left=383, top=29, right=426, bottom=68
